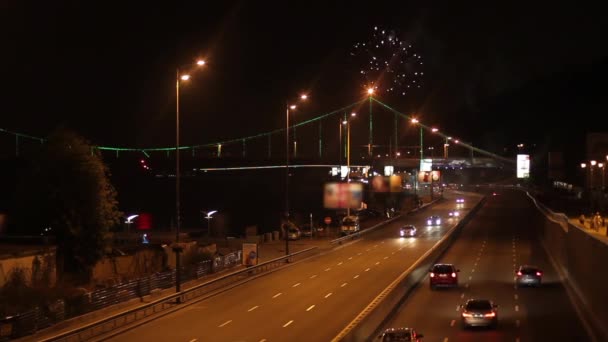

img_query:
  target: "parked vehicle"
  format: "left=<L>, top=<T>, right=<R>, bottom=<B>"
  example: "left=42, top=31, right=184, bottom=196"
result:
left=340, top=215, right=360, bottom=235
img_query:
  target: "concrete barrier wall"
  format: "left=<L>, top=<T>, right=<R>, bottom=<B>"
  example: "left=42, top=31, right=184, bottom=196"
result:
left=334, top=195, right=487, bottom=342
left=529, top=193, right=608, bottom=342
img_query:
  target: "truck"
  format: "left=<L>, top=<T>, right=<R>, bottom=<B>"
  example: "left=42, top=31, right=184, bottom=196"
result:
left=340, top=215, right=360, bottom=235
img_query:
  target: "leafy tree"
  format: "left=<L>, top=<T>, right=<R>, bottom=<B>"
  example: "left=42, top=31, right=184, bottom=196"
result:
left=14, top=128, right=122, bottom=282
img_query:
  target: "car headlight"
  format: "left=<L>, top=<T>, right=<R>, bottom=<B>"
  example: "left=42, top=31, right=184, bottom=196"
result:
left=437, top=219, right=441, bottom=224
left=400, top=231, right=404, bottom=236
left=427, top=220, right=432, bottom=225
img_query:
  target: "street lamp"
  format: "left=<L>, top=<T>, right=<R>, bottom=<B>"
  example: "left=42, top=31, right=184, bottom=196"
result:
left=201, top=210, right=218, bottom=237
left=344, top=112, right=357, bottom=217
left=591, top=160, right=597, bottom=189
left=599, top=163, right=605, bottom=190
left=285, top=94, right=308, bottom=258
left=125, top=214, right=139, bottom=234
left=175, top=58, right=205, bottom=298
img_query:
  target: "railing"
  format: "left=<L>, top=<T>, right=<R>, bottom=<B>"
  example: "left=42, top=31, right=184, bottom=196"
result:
left=2, top=251, right=242, bottom=340
left=38, top=247, right=318, bottom=342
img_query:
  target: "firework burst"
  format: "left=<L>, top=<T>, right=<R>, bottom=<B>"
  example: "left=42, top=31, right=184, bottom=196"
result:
left=350, top=26, right=423, bottom=96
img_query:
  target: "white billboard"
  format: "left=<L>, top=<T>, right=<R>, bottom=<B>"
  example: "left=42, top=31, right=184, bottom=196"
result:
left=420, top=159, right=432, bottom=172
left=517, top=154, right=530, bottom=178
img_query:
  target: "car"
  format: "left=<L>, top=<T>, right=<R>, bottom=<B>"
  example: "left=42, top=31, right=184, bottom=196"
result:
left=426, top=215, right=441, bottom=226
left=340, top=215, right=360, bottom=235
left=448, top=211, right=460, bottom=218
left=399, top=225, right=417, bottom=237
left=460, top=299, right=498, bottom=329
left=456, top=198, right=465, bottom=203
left=378, top=327, right=424, bottom=341
left=286, top=227, right=301, bottom=240
left=516, top=265, right=543, bottom=287
left=429, top=263, right=459, bottom=289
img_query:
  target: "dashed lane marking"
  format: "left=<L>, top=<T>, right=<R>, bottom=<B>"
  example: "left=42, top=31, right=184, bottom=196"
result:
left=383, top=256, right=388, bottom=260
left=293, top=283, right=301, bottom=287
left=516, top=320, right=520, bottom=327
left=515, top=305, right=519, bottom=312
left=348, top=257, right=353, bottom=260
left=375, top=262, right=381, bottom=265
left=325, top=268, right=331, bottom=272
left=465, top=283, right=470, bottom=288
left=365, top=268, right=371, bottom=272
left=273, top=293, right=282, bottom=299
left=259, top=339, right=267, bottom=342
left=248, top=306, right=259, bottom=312
left=514, top=294, right=518, bottom=300
left=469, top=276, right=472, bottom=280
left=283, top=320, right=293, bottom=328
left=450, top=320, right=456, bottom=327
left=306, top=305, right=315, bottom=312
left=325, top=293, right=333, bottom=298
left=358, top=252, right=362, bottom=255
left=341, top=283, right=348, bottom=287
left=354, top=275, right=360, bottom=279
left=310, top=275, right=317, bottom=279
left=190, top=339, right=197, bottom=342
left=219, top=320, right=232, bottom=328
left=472, top=269, right=475, bottom=273
left=443, top=338, right=448, bottom=342
left=338, top=262, right=343, bottom=266
left=461, top=293, right=465, bottom=299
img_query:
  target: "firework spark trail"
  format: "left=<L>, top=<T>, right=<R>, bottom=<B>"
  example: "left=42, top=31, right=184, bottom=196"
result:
left=350, top=26, right=423, bottom=96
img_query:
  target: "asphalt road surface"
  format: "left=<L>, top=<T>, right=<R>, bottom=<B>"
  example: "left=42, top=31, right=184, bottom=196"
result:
left=380, top=190, right=589, bottom=342
left=108, top=192, right=482, bottom=342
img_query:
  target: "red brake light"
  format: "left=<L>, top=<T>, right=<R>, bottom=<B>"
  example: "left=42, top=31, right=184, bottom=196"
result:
left=484, top=312, right=496, bottom=317
left=536, top=271, right=542, bottom=276
left=451, top=272, right=457, bottom=278
left=430, top=272, right=435, bottom=278
left=517, top=271, right=522, bottom=276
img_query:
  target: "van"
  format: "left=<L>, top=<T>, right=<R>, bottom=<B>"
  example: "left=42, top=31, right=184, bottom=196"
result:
left=340, top=215, right=360, bottom=235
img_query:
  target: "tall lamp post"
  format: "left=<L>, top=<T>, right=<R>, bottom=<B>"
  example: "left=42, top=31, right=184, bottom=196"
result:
left=201, top=210, right=218, bottom=237
left=344, top=112, right=357, bottom=217
left=175, top=59, right=205, bottom=299
left=590, top=160, right=597, bottom=189
left=599, top=163, right=605, bottom=190
left=125, top=214, right=139, bottom=234
left=285, top=94, right=308, bottom=258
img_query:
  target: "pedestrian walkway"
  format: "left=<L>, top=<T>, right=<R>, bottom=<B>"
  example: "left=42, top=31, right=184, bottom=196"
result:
left=569, top=218, right=608, bottom=244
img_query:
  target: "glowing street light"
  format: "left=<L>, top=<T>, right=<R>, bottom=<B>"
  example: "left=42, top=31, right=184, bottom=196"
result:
left=175, top=57, right=206, bottom=298
left=367, top=88, right=375, bottom=95
left=125, top=214, right=139, bottom=234
left=431, top=127, right=438, bottom=133
left=201, top=210, right=218, bottom=237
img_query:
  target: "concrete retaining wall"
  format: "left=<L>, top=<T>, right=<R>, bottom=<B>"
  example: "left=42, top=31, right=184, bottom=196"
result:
left=528, top=193, right=608, bottom=341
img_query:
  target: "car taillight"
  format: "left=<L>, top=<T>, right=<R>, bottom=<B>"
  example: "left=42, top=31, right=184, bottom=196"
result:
left=536, top=272, right=542, bottom=276
left=517, top=271, right=522, bottom=276
left=484, top=312, right=496, bottom=317
left=430, top=272, right=435, bottom=278
left=451, top=272, right=457, bottom=278
left=462, top=312, right=473, bottom=317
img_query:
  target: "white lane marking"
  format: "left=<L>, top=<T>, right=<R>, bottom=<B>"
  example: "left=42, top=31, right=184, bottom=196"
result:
left=354, top=274, right=360, bottom=279
left=219, top=320, right=232, bottom=327
left=383, top=256, right=388, bottom=260
left=338, top=262, right=343, bottom=266
left=358, top=252, right=362, bottom=255
left=273, top=293, right=282, bottom=298
left=450, top=319, right=456, bottom=327
left=341, top=283, right=348, bottom=287
left=374, top=245, right=378, bottom=248
left=515, top=305, right=519, bottom=312
left=516, top=320, right=520, bottom=327
left=468, top=276, right=472, bottom=280
left=465, top=283, right=470, bottom=288
left=283, top=320, right=293, bottom=327
left=190, top=339, right=198, bottom=342
left=310, top=274, right=317, bottom=279
left=306, top=305, right=315, bottom=312
left=365, top=268, right=371, bottom=272
left=443, top=338, right=448, bottom=342
left=248, top=305, right=259, bottom=312
left=399, top=247, right=403, bottom=251
left=471, top=269, right=475, bottom=273
left=392, top=252, right=395, bottom=255
left=366, top=249, right=371, bottom=252
left=514, top=294, right=518, bottom=300
left=461, top=293, right=465, bottom=299
left=474, top=263, right=477, bottom=267
left=259, top=339, right=267, bottom=342
left=375, top=262, right=381, bottom=265
left=455, top=305, right=460, bottom=311
left=325, top=292, right=332, bottom=298
left=293, top=283, right=301, bottom=287
left=325, top=268, right=331, bottom=272
left=348, top=257, right=353, bottom=260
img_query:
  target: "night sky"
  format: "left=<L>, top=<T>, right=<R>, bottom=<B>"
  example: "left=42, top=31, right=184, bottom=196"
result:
left=2, top=2, right=607, bottom=159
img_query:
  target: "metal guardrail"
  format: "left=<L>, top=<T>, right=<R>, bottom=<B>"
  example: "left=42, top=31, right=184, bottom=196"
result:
left=40, top=246, right=318, bottom=342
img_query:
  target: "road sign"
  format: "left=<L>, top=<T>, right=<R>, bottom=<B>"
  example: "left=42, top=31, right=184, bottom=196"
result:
left=324, top=217, right=332, bottom=225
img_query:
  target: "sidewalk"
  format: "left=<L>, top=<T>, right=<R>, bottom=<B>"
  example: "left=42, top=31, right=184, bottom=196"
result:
left=568, top=218, right=608, bottom=244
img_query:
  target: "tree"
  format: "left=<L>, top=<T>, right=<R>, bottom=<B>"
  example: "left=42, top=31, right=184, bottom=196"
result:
left=14, top=128, right=122, bottom=283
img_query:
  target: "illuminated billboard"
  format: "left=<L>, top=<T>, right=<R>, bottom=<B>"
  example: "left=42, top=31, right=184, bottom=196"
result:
left=371, top=175, right=403, bottom=193
left=417, top=170, right=441, bottom=183
left=323, top=182, right=363, bottom=209
left=420, top=159, right=432, bottom=172
left=517, top=154, right=530, bottom=178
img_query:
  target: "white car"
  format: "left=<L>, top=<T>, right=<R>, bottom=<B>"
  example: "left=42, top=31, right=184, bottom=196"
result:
left=399, top=225, right=417, bottom=237
left=449, top=211, right=460, bottom=217
left=426, top=215, right=441, bottom=226
left=456, top=198, right=465, bottom=203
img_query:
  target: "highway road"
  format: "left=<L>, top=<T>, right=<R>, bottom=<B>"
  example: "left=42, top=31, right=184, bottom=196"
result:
left=109, top=192, right=483, bottom=342
left=380, top=190, right=589, bottom=341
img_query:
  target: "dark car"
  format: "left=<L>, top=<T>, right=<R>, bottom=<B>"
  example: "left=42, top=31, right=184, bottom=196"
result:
left=429, top=263, right=459, bottom=289
left=378, top=327, right=423, bottom=341
left=426, top=215, right=441, bottom=226
left=516, top=265, right=542, bottom=287
left=460, top=299, right=498, bottom=329
left=399, top=225, right=417, bottom=237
